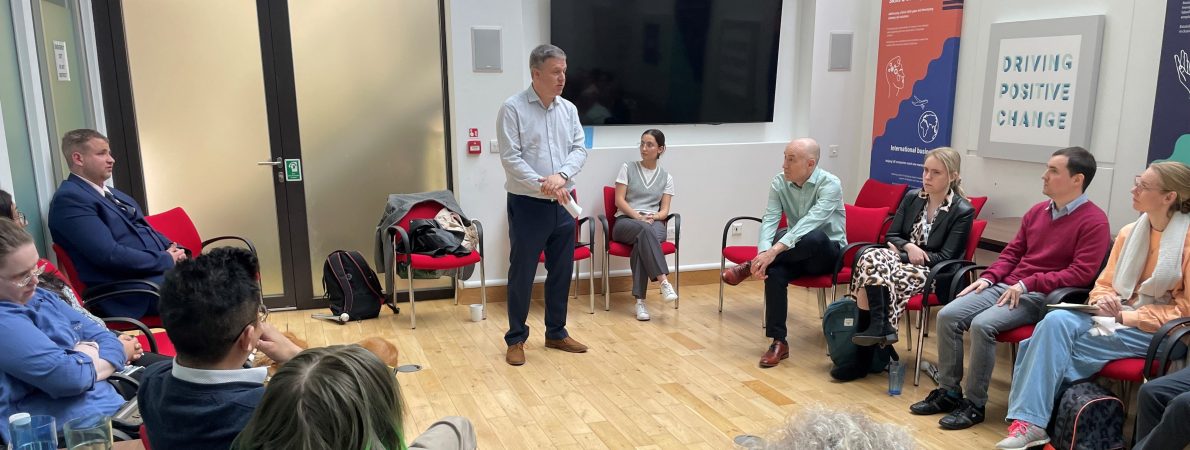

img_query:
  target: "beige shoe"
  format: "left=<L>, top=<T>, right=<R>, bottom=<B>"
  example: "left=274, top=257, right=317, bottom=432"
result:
left=544, top=336, right=588, bottom=353
left=506, top=342, right=526, bottom=366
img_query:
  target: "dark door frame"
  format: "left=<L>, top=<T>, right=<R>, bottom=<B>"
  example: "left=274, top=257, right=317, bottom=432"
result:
left=89, top=0, right=455, bottom=310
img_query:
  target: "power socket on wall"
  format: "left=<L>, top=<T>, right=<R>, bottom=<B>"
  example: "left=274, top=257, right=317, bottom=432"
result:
left=731, top=223, right=742, bottom=235
left=489, top=139, right=499, bottom=153
left=829, top=144, right=839, bottom=158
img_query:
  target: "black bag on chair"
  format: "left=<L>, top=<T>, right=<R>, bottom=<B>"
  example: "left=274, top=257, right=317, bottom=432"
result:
left=409, top=219, right=468, bottom=256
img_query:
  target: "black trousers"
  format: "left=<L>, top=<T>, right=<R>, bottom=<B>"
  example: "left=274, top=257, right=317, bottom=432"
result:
left=504, top=193, right=576, bottom=346
left=763, top=229, right=839, bottom=340
left=1135, top=367, right=1190, bottom=450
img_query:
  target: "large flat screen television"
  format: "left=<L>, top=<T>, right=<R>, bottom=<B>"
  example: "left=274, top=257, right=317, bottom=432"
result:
left=551, top=0, right=783, bottom=126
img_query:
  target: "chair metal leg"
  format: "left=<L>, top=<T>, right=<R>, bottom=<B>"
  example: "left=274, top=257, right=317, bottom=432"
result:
left=913, top=307, right=930, bottom=386
left=719, top=256, right=726, bottom=313
left=674, top=248, right=680, bottom=309
left=588, top=257, right=595, bottom=314
left=454, top=268, right=461, bottom=305
left=905, top=313, right=913, bottom=352
left=1121, top=381, right=1133, bottom=418
left=408, top=273, right=417, bottom=329
left=479, top=257, right=487, bottom=320
left=817, top=288, right=827, bottom=318
left=1010, top=344, right=1018, bottom=376
left=572, top=261, right=579, bottom=299
left=603, top=252, right=611, bottom=311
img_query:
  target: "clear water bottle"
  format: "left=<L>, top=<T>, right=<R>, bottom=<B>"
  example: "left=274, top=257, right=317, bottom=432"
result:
left=8, top=413, right=58, bottom=450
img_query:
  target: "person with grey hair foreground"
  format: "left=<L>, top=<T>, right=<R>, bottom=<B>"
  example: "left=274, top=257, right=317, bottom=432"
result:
left=735, top=404, right=916, bottom=450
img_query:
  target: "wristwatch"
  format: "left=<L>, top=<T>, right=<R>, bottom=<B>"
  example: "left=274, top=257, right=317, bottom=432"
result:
left=558, top=172, right=570, bottom=181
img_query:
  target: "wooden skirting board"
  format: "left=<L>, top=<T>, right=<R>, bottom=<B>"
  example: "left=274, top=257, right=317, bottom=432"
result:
left=456, top=268, right=722, bottom=303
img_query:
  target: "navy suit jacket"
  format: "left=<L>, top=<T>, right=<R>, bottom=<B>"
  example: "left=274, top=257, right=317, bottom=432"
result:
left=48, top=174, right=173, bottom=318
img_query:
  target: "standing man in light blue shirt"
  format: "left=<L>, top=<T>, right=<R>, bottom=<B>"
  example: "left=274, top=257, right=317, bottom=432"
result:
left=721, top=138, right=846, bottom=368
left=497, top=44, right=589, bottom=366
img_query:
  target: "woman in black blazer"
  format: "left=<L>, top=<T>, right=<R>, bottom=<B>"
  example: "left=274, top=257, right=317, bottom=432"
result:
left=836, top=148, right=975, bottom=380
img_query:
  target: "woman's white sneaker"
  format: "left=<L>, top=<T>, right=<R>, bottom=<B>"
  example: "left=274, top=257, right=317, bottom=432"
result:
left=660, top=281, right=678, bottom=303
left=635, top=303, right=651, bottom=321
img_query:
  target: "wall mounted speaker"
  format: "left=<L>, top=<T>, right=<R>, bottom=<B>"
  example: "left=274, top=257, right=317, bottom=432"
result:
left=472, top=27, right=502, bottom=73
left=828, top=32, right=853, bottom=71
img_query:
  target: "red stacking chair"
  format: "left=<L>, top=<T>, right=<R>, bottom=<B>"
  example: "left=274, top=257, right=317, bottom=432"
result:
left=144, top=207, right=257, bottom=257
left=907, top=219, right=987, bottom=385
left=788, top=204, right=889, bottom=320
left=855, top=179, right=908, bottom=215
left=968, top=196, right=988, bottom=218
left=719, top=214, right=787, bottom=312
left=598, top=186, right=680, bottom=311
left=387, top=200, right=486, bottom=329
left=538, top=191, right=596, bottom=313
left=49, top=246, right=174, bottom=357
left=1095, top=318, right=1190, bottom=417
left=994, top=249, right=1110, bottom=379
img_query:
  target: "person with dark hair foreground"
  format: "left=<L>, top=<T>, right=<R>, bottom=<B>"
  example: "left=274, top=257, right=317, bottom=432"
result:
left=137, top=247, right=302, bottom=450
left=233, top=345, right=476, bottom=450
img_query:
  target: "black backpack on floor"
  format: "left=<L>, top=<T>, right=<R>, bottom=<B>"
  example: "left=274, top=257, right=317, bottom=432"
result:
left=319, top=250, right=398, bottom=323
left=1047, top=381, right=1124, bottom=450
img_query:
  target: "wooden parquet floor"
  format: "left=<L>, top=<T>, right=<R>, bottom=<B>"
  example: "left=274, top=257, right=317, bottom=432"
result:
left=270, top=281, right=1025, bottom=449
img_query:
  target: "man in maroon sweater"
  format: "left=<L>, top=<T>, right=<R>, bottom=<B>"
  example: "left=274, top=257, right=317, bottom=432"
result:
left=907, top=147, right=1112, bottom=431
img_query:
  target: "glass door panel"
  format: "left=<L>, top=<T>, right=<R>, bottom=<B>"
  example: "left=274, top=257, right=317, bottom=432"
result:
left=288, top=0, right=450, bottom=294
left=121, top=0, right=288, bottom=300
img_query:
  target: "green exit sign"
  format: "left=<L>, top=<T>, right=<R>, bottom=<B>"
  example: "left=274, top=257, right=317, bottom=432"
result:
left=284, top=159, right=302, bottom=182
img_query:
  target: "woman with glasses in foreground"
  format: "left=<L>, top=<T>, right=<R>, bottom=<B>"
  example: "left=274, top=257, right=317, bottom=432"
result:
left=0, top=218, right=132, bottom=442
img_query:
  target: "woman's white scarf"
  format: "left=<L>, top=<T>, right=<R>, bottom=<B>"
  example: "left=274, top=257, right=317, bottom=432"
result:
left=1113, top=212, right=1190, bottom=308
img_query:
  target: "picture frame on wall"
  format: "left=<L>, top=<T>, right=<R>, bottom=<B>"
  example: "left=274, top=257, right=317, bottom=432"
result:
left=977, top=15, right=1105, bottom=163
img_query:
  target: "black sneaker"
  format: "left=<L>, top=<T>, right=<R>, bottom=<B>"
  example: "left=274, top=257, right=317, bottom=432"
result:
left=909, top=388, right=961, bottom=415
left=939, top=399, right=985, bottom=430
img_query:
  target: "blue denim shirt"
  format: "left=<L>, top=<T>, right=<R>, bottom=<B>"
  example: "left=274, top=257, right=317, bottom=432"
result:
left=0, top=288, right=125, bottom=442
left=758, top=167, right=847, bottom=252
left=497, top=87, right=588, bottom=198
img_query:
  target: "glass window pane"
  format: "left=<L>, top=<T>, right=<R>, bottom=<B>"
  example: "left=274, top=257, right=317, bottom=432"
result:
left=122, top=0, right=285, bottom=296
left=289, top=1, right=450, bottom=293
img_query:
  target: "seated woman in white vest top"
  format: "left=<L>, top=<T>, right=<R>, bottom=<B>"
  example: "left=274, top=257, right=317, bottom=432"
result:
left=612, top=129, right=677, bottom=321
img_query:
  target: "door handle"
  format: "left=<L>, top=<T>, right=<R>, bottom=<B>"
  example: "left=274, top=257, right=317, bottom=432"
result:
left=256, top=157, right=282, bottom=166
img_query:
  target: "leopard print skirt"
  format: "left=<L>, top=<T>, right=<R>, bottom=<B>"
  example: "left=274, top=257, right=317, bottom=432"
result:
left=848, top=247, right=930, bottom=330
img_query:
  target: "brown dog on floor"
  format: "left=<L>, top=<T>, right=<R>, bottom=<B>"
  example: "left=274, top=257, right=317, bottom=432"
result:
left=254, top=332, right=399, bottom=375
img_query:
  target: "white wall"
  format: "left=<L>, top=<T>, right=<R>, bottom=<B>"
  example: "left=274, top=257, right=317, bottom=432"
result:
left=855, top=0, right=1166, bottom=231
left=447, top=0, right=874, bottom=286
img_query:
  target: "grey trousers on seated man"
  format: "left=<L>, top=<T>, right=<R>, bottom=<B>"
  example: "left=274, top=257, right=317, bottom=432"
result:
left=936, top=283, right=1049, bottom=407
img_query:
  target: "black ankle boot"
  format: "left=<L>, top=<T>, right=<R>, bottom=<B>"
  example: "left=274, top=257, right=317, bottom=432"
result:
left=852, top=285, right=899, bottom=347
left=830, top=344, right=875, bottom=382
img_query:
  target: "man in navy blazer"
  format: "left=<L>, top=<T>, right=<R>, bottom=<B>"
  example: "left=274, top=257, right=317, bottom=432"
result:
left=48, top=129, right=186, bottom=318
